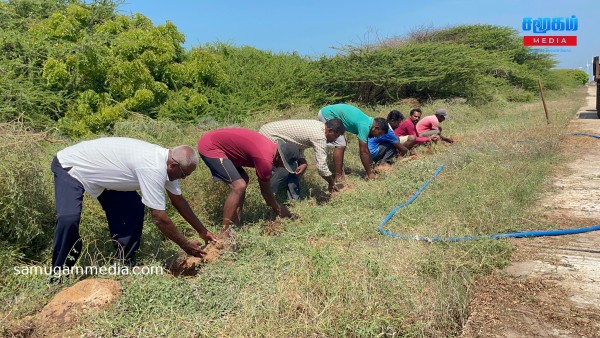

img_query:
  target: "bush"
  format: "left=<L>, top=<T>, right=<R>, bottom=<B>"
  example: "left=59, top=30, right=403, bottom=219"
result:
left=58, top=90, right=127, bottom=137
left=1, top=0, right=228, bottom=133
left=571, top=69, right=590, bottom=85
left=0, top=1, right=567, bottom=131
left=205, top=43, right=326, bottom=118
left=552, top=69, right=589, bottom=86
left=541, top=69, right=589, bottom=91
left=157, top=87, right=209, bottom=122
left=317, top=42, right=534, bottom=104
left=315, top=25, right=555, bottom=105
left=0, top=123, right=54, bottom=259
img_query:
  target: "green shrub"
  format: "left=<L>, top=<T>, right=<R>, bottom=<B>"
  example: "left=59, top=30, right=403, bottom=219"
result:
left=549, top=69, right=589, bottom=87
left=0, top=2, right=568, bottom=133
left=42, top=57, right=69, bottom=89
left=315, top=25, right=555, bottom=105
left=58, top=90, right=128, bottom=137
left=0, top=123, right=54, bottom=259
left=316, top=43, right=507, bottom=103
left=540, top=68, right=589, bottom=92
left=124, top=88, right=155, bottom=112
left=157, top=87, right=209, bottom=122
left=205, top=43, right=325, bottom=117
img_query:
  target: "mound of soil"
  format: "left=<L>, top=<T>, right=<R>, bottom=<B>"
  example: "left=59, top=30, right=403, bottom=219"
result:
left=166, top=242, right=224, bottom=276
left=334, top=181, right=355, bottom=192
left=6, top=279, right=122, bottom=338
left=39, top=279, right=121, bottom=324
left=312, top=182, right=358, bottom=205
left=314, top=191, right=331, bottom=205
left=398, top=154, right=419, bottom=162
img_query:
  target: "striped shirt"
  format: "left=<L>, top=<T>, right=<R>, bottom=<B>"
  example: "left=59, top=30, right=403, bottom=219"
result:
left=259, top=120, right=332, bottom=177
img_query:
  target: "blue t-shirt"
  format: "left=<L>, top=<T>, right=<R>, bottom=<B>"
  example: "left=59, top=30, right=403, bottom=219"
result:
left=368, top=125, right=398, bottom=158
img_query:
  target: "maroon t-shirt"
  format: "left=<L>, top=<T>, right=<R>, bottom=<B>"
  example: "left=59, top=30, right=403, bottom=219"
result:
left=395, top=120, right=430, bottom=144
left=198, top=128, right=277, bottom=182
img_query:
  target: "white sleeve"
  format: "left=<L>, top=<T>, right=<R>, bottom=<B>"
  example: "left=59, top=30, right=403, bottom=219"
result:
left=135, top=168, right=172, bottom=210
left=165, top=180, right=182, bottom=196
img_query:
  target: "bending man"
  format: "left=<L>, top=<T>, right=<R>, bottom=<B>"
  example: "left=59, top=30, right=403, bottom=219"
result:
left=416, top=109, right=454, bottom=143
left=51, top=137, right=217, bottom=270
left=368, top=111, right=411, bottom=166
left=317, top=104, right=387, bottom=180
left=198, top=128, right=299, bottom=236
left=259, top=119, right=345, bottom=198
left=395, top=108, right=439, bottom=147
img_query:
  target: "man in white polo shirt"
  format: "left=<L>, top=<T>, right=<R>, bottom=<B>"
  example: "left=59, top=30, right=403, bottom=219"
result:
left=51, top=137, right=217, bottom=270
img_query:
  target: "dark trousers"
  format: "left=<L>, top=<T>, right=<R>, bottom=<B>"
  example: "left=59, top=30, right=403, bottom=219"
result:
left=270, top=166, right=300, bottom=201
left=51, top=157, right=145, bottom=268
left=372, top=143, right=397, bottom=164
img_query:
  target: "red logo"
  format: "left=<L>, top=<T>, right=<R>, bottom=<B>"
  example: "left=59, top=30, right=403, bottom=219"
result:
left=523, top=36, right=577, bottom=46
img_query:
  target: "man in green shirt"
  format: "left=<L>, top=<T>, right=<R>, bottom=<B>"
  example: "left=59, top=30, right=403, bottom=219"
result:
left=317, top=104, right=388, bottom=181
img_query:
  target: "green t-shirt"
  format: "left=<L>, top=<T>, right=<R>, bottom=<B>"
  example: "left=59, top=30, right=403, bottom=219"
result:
left=320, top=104, right=373, bottom=142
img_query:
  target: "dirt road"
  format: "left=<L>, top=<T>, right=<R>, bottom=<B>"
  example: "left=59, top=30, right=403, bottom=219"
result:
left=461, top=85, right=600, bottom=338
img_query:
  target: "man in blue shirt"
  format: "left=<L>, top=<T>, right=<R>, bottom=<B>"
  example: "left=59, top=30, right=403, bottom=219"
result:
left=368, top=111, right=409, bottom=166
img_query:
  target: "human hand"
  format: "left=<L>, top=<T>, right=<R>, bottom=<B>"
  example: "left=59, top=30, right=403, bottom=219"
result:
left=295, top=163, right=307, bottom=175
left=182, top=240, right=206, bottom=257
left=328, top=182, right=339, bottom=193
left=199, top=231, right=218, bottom=244
left=367, top=172, right=377, bottom=180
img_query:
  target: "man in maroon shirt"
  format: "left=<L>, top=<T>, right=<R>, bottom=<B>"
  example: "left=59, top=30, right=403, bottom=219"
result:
left=198, top=128, right=299, bottom=236
left=394, top=108, right=439, bottom=148
left=386, top=110, right=415, bottom=150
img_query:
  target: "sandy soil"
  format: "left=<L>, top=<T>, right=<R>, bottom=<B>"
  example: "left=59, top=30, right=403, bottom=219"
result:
left=166, top=241, right=225, bottom=276
left=461, top=84, right=600, bottom=338
left=8, top=279, right=121, bottom=338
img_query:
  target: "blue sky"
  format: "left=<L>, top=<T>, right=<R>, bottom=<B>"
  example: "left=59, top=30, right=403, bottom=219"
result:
left=119, top=0, right=599, bottom=73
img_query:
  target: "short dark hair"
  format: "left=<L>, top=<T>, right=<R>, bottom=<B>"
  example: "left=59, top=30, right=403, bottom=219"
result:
left=409, top=108, right=422, bottom=116
left=372, top=117, right=389, bottom=133
left=387, top=110, right=404, bottom=122
left=325, top=118, right=345, bottom=134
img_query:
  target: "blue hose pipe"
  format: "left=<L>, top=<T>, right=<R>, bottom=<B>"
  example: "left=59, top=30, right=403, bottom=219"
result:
left=378, top=163, right=600, bottom=241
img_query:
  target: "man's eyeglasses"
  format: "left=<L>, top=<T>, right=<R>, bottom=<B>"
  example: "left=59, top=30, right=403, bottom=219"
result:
left=171, top=156, right=188, bottom=179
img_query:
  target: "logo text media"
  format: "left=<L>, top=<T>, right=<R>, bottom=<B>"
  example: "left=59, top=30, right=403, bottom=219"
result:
left=522, top=16, right=578, bottom=46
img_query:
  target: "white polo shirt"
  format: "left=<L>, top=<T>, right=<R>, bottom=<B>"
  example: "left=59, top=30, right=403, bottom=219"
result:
left=57, top=137, right=181, bottom=210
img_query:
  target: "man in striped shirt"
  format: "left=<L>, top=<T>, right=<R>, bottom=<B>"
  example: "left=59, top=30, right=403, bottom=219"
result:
left=259, top=119, right=345, bottom=198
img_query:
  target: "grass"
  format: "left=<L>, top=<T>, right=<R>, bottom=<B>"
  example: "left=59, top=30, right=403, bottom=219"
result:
left=0, top=85, right=587, bottom=337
